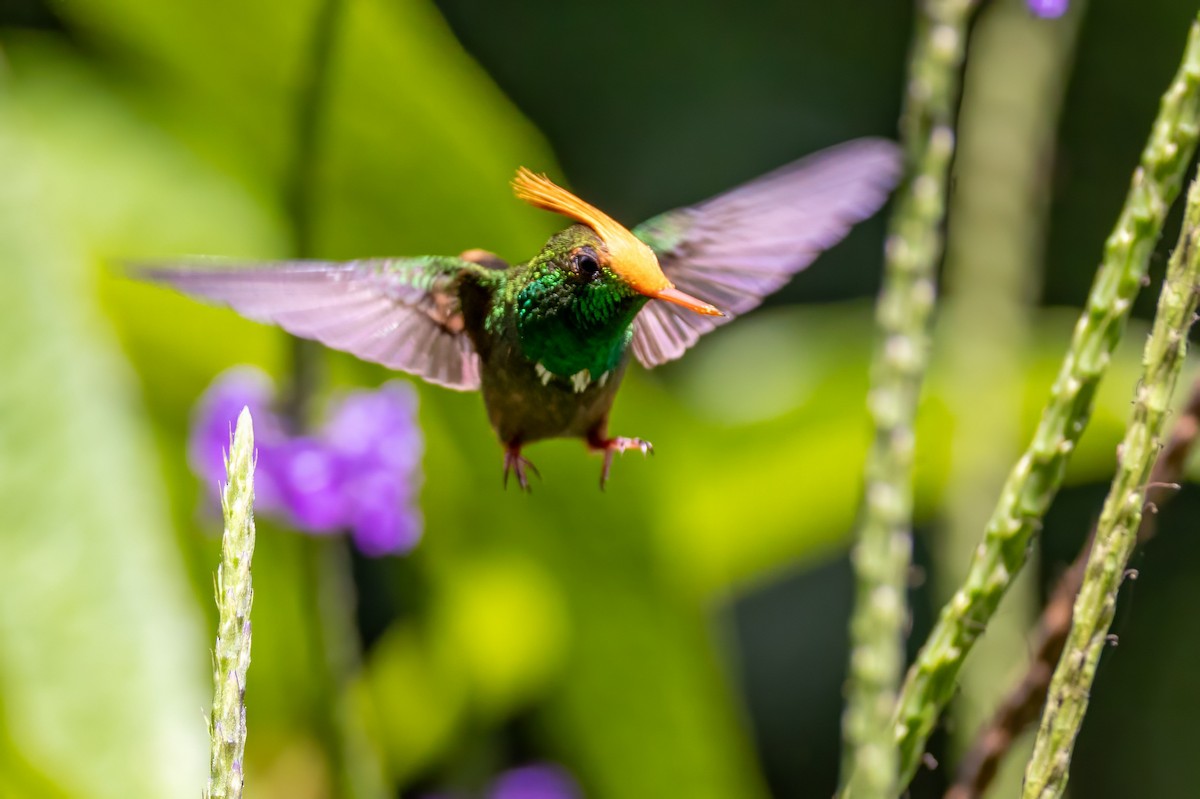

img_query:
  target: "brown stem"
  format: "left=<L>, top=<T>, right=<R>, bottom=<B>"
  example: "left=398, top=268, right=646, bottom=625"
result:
left=944, top=375, right=1200, bottom=799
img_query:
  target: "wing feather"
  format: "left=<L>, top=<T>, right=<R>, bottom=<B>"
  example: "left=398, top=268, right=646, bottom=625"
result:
left=630, top=138, right=902, bottom=367
left=135, top=256, right=498, bottom=390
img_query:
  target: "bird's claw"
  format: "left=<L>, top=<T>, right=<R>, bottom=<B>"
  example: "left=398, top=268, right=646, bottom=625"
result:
left=609, top=436, right=653, bottom=456
left=503, top=447, right=540, bottom=492
left=592, top=436, right=654, bottom=489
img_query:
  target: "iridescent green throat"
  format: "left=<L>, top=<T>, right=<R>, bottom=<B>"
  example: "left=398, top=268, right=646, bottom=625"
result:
left=512, top=263, right=647, bottom=380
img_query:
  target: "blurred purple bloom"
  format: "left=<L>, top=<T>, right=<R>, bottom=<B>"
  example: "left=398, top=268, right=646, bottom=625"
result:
left=488, top=764, right=581, bottom=799
left=277, top=437, right=348, bottom=533
left=188, top=367, right=288, bottom=513
left=346, top=470, right=422, bottom=556
left=325, top=382, right=422, bottom=472
left=1027, top=0, right=1068, bottom=18
left=189, top=366, right=423, bottom=556
left=420, top=763, right=582, bottom=799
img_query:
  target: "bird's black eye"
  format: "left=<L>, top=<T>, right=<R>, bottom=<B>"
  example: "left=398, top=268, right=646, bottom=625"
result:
left=572, top=247, right=601, bottom=279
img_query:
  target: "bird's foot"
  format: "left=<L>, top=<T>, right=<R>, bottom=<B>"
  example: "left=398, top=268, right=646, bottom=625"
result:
left=588, top=435, right=654, bottom=489
left=503, top=446, right=540, bottom=492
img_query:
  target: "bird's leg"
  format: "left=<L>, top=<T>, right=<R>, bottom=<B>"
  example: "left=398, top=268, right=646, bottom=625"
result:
left=502, top=443, right=540, bottom=492
left=587, top=426, right=654, bottom=489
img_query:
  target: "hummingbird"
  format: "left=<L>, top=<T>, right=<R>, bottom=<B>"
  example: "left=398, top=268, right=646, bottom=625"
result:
left=139, top=138, right=900, bottom=490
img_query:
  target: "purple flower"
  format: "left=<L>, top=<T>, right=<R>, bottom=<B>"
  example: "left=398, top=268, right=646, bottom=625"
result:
left=420, top=763, right=582, bottom=799
left=325, top=382, right=423, bottom=472
left=188, top=367, right=288, bottom=513
left=189, top=367, right=423, bottom=556
left=276, top=437, right=348, bottom=533
left=321, top=381, right=424, bottom=554
left=345, top=470, right=422, bottom=556
left=1027, top=0, right=1068, bottom=18
left=488, top=764, right=581, bottom=799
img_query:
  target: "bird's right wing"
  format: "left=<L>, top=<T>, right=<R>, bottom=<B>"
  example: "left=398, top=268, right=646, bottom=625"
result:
left=629, top=138, right=901, bottom=367
left=135, top=256, right=502, bottom=391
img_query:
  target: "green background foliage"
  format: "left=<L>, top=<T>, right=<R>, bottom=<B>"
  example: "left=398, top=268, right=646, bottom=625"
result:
left=1, top=0, right=1198, bottom=797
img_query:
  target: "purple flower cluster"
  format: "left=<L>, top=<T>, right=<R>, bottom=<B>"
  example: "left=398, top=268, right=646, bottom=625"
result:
left=190, top=367, right=423, bottom=556
left=1028, top=0, right=1068, bottom=18
left=487, top=764, right=581, bottom=799
left=424, top=763, right=582, bottom=799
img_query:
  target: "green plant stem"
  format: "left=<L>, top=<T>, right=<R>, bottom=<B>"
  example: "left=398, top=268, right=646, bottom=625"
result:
left=890, top=14, right=1200, bottom=788
left=282, top=0, right=342, bottom=430
left=947, top=377, right=1200, bottom=799
left=206, top=408, right=256, bottom=799
left=840, top=2, right=978, bottom=796
left=301, top=537, right=389, bottom=799
left=934, top=2, right=1084, bottom=795
left=1021, top=172, right=1200, bottom=798
left=282, top=2, right=388, bottom=796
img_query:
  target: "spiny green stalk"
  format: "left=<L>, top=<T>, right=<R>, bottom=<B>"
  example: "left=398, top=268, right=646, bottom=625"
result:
left=934, top=3, right=1084, bottom=795
left=206, top=408, right=256, bottom=799
left=1021, top=172, right=1200, bottom=799
left=840, top=1, right=978, bottom=796
left=890, top=14, right=1200, bottom=788
left=946, top=380, right=1200, bottom=799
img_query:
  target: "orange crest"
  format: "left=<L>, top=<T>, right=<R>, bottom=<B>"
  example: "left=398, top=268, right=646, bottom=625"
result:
left=512, top=167, right=671, bottom=296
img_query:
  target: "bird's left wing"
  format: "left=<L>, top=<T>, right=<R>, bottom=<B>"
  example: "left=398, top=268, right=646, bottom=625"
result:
left=629, top=138, right=902, bottom=367
left=135, top=256, right=501, bottom=391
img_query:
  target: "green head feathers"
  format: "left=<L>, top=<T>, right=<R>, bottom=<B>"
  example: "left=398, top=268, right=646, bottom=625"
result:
left=512, top=225, right=646, bottom=380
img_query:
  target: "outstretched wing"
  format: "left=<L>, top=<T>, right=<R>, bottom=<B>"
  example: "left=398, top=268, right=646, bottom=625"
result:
left=629, top=138, right=902, bottom=367
left=135, top=256, right=501, bottom=391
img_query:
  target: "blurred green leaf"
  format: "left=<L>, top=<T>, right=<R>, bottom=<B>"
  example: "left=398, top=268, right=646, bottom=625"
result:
left=51, top=0, right=560, bottom=260
left=313, top=0, right=563, bottom=259
left=355, top=623, right=469, bottom=782
left=438, top=554, right=569, bottom=719
left=653, top=304, right=1170, bottom=597
left=0, top=62, right=208, bottom=799
left=0, top=40, right=333, bottom=796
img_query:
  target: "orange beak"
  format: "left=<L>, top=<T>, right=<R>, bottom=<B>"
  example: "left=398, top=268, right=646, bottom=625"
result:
left=654, top=286, right=724, bottom=317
